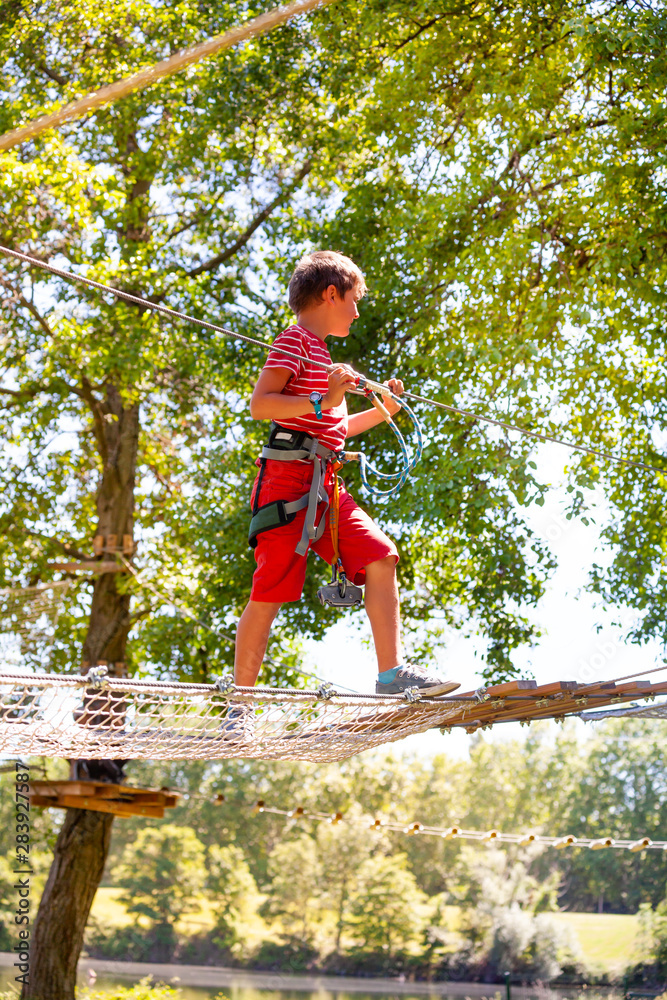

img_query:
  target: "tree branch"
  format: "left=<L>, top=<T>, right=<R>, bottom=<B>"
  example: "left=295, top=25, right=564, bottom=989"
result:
left=38, top=62, right=68, bottom=86
left=0, top=274, right=56, bottom=340
left=0, top=379, right=83, bottom=406
left=18, top=525, right=91, bottom=562
left=79, top=375, right=109, bottom=467
left=185, top=161, right=312, bottom=278
left=390, top=15, right=448, bottom=55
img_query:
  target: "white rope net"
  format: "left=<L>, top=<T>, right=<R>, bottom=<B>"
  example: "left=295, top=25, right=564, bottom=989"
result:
left=0, top=583, right=70, bottom=670
left=1, top=669, right=665, bottom=762
left=582, top=700, right=667, bottom=723
left=0, top=670, right=469, bottom=763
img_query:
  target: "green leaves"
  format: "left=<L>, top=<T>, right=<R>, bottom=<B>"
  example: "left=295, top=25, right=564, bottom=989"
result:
left=2, top=0, right=667, bottom=682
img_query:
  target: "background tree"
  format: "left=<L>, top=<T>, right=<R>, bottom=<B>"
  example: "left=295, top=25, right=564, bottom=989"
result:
left=113, top=824, right=206, bottom=959
left=3, top=0, right=667, bottom=994
left=261, top=834, right=321, bottom=945
left=348, top=853, right=426, bottom=955
left=205, top=843, right=261, bottom=954
left=316, top=803, right=378, bottom=952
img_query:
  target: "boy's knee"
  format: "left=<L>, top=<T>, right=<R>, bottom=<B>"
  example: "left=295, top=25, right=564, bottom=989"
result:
left=250, top=600, right=282, bottom=618
left=365, top=555, right=396, bottom=575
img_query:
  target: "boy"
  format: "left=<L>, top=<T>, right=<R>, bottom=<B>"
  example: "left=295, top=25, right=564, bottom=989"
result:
left=233, top=251, right=458, bottom=709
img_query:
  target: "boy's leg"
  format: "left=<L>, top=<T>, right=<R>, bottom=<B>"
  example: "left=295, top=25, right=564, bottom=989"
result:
left=364, top=555, right=402, bottom=673
left=234, top=600, right=282, bottom=686
left=330, top=489, right=460, bottom=695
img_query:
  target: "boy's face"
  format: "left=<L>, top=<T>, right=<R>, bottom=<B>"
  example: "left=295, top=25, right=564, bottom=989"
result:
left=325, top=285, right=360, bottom=338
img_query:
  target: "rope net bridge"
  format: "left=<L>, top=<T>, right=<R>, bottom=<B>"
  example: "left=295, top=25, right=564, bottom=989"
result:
left=0, top=669, right=665, bottom=763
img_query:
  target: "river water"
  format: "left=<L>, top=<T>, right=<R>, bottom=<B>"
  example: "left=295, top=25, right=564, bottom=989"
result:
left=0, top=957, right=622, bottom=1000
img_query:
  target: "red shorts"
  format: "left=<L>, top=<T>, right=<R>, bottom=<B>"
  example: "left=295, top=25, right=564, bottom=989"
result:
left=250, top=459, right=398, bottom=603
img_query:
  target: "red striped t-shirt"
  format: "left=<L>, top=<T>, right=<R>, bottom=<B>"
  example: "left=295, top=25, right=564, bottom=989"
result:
left=262, top=324, right=348, bottom=451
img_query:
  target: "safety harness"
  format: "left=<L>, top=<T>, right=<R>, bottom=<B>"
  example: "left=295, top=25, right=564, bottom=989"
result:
left=248, top=386, right=424, bottom=608
left=249, top=422, right=337, bottom=557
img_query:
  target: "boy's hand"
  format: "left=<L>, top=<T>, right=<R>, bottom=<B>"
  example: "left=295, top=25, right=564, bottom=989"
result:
left=383, top=377, right=404, bottom=416
left=323, top=365, right=357, bottom=409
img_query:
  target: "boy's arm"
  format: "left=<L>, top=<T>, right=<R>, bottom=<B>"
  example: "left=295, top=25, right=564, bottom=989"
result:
left=250, top=366, right=356, bottom=421
left=346, top=378, right=404, bottom=438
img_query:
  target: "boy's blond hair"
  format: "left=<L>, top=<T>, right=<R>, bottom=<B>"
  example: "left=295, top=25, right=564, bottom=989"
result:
left=288, top=250, right=367, bottom=314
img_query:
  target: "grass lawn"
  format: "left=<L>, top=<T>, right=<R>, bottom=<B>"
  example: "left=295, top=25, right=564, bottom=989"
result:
left=552, top=912, right=640, bottom=971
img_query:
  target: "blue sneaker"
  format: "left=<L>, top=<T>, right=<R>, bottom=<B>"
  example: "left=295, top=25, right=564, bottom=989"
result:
left=376, top=665, right=460, bottom=697
left=220, top=704, right=254, bottom=742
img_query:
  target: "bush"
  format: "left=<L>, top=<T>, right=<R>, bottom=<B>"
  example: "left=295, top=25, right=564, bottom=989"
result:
left=112, top=825, right=206, bottom=930
left=80, top=980, right=228, bottom=1000
left=0, top=919, right=12, bottom=951
left=85, top=922, right=178, bottom=963
left=206, top=843, right=261, bottom=954
left=251, top=936, right=320, bottom=972
left=457, top=905, right=584, bottom=982
left=80, top=981, right=182, bottom=1000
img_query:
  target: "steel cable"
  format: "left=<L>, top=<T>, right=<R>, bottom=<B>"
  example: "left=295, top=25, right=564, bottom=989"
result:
left=1, top=243, right=664, bottom=476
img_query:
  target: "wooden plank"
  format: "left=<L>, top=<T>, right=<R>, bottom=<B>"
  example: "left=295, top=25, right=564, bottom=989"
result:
left=30, top=795, right=62, bottom=808
left=485, top=679, right=538, bottom=696
left=30, top=793, right=164, bottom=817
left=55, top=795, right=166, bottom=818
left=473, top=684, right=661, bottom=727
left=49, top=561, right=126, bottom=573
left=443, top=681, right=656, bottom=729
left=29, top=780, right=180, bottom=809
left=528, top=681, right=578, bottom=696
left=30, top=780, right=100, bottom=797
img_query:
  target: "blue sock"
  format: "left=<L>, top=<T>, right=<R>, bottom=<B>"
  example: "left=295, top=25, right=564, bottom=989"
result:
left=377, top=666, right=401, bottom=685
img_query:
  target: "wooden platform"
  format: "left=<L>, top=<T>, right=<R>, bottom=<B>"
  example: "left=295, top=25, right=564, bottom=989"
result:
left=434, top=677, right=667, bottom=733
left=29, top=780, right=180, bottom=818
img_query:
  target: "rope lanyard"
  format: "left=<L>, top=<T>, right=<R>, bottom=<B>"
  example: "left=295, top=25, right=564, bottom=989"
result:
left=1, top=243, right=664, bottom=477
left=330, top=463, right=342, bottom=569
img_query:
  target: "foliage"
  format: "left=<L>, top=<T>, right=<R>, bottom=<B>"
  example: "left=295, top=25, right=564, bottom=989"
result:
left=98, top=721, right=667, bottom=922
left=634, top=902, right=667, bottom=976
left=3, top=0, right=667, bottom=687
left=532, top=720, right=667, bottom=912
left=348, top=853, right=427, bottom=953
left=453, top=846, right=560, bottom=913
left=484, top=908, right=582, bottom=980
left=205, top=843, right=261, bottom=953
left=85, top=920, right=166, bottom=963
left=80, top=979, right=224, bottom=1000
left=36, top=721, right=665, bottom=980
left=112, top=824, right=206, bottom=929
left=260, top=833, right=321, bottom=944
left=315, top=802, right=378, bottom=951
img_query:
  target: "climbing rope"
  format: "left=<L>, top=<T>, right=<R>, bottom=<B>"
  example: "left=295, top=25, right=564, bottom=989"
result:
left=0, top=0, right=339, bottom=152
left=348, top=384, right=423, bottom=497
left=1, top=243, right=662, bottom=477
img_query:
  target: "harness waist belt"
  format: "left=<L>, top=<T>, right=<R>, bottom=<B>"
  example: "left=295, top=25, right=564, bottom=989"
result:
left=248, top=423, right=340, bottom=555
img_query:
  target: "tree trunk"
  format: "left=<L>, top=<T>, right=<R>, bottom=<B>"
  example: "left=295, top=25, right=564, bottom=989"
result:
left=25, top=387, right=140, bottom=999
left=82, top=386, right=139, bottom=667
left=21, top=808, right=114, bottom=1000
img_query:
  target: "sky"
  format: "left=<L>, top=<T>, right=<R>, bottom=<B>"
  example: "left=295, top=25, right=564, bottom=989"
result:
left=300, top=440, right=667, bottom=760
